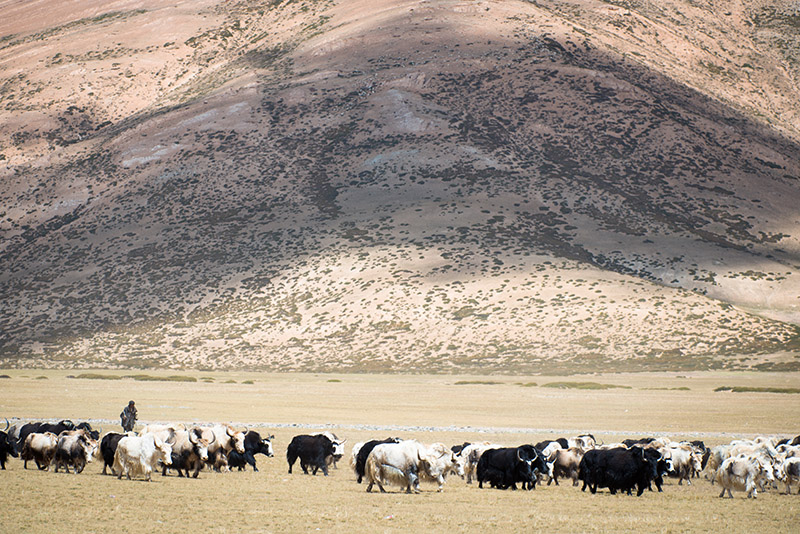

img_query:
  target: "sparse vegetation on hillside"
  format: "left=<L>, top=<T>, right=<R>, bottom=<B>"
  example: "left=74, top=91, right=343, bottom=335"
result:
left=0, top=0, right=798, bottom=372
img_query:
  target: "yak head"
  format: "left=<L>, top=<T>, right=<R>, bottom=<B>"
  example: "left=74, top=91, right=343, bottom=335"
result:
left=189, top=427, right=214, bottom=462
left=226, top=426, right=248, bottom=454
left=154, top=436, right=173, bottom=466
left=260, top=435, right=275, bottom=458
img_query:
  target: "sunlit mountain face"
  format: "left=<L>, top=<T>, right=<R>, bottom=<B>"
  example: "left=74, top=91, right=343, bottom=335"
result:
left=1, top=0, right=798, bottom=372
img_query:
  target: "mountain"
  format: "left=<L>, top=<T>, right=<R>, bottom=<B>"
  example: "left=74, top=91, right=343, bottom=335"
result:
left=1, top=0, right=798, bottom=372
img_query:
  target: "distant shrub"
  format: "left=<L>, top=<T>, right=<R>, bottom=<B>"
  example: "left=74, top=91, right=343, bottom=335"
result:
left=125, top=374, right=197, bottom=382
left=715, top=386, right=800, bottom=394
left=34, top=376, right=48, bottom=380
left=74, top=373, right=122, bottom=380
left=242, top=380, right=254, bottom=384
left=642, top=387, right=690, bottom=391
left=0, top=374, right=11, bottom=379
left=542, top=381, right=631, bottom=390
left=327, top=379, right=341, bottom=383
left=517, top=382, right=538, bottom=387
left=454, top=380, right=504, bottom=385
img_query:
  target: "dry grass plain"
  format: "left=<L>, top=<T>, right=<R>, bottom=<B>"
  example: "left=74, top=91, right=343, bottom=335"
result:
left=1, top=369, right=799, bottom=533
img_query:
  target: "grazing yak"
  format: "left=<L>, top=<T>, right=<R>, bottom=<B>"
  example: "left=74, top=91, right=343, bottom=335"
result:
left=420, top=442, right=465, bottom=491
left=781, top=457, right=800, bottom=495
left=461, top=442, right=505, bottom=484
left=1, top=418, right=18, bottom=469
left=353, top=437, right=402, bottom=483
left=313, top=431, right=346, bottom=469
left=364, top=440, right=462, bottom=493
left=287, top=434, right=336, bottom=476
left=715, top=454, right=776, bottom=498
left=549, top=447, right=585, bottom=486
left=476, top=445, right=545, bottom=490
left=579, top=446, right=659, bottom=496
left=664, top=443, right=703, bottom=485
left=228, top=431, right=274, bottom=472
left=113, top=433, right=173, bottom=481
left=20, top=432, right=58, bottom=470
left=164, top=427, right=214, bottom=478
left=100, top=432, right=127, bottom=475
left=53, top=429, right=98, bottom=474
left=204, top=424, right=247, bottom=458
left=6, top=420, right=26, bottom=455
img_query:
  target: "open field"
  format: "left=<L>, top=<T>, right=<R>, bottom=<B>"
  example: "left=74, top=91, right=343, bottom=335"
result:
left=2, top=0, right=800, bottom=373
left=1, top=370, right=799, bottom=532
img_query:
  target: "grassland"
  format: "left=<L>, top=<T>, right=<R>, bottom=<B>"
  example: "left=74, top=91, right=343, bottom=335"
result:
left=0, top=370, right=798, bottom=533
left=1, top=0, right=800, bottom=373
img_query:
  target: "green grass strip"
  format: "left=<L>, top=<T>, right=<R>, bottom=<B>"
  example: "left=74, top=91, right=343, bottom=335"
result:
left=714, top=386, right=800, bottom=394
left=73, top=373, right=122, bottom=380
left=125, top=374, right=197, bottom=382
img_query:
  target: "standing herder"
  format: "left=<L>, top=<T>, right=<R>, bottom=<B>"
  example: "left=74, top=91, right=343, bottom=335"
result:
left=120, top=400, right=137, bottom=432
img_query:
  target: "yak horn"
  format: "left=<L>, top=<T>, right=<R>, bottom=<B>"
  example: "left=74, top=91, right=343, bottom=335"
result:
left=3, top=417, right=9, bottom=432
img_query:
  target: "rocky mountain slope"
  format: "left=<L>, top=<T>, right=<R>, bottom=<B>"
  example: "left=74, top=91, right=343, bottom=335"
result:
left=1, top=0, right=798, bottom=372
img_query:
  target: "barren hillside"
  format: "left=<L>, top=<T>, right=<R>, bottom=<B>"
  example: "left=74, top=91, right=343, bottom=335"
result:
left=1, top=0, right=798, bottom=372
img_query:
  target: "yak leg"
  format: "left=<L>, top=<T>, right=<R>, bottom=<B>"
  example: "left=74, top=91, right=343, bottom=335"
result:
left=408, top=471, right=420, bottom=493
left=245, top=452, right=257, bottom=471
left=287, top=451, right=297, bottom=474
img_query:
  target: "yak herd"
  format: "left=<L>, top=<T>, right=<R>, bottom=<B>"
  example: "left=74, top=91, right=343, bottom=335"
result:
left=2, top=418, right=799, bottom=499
